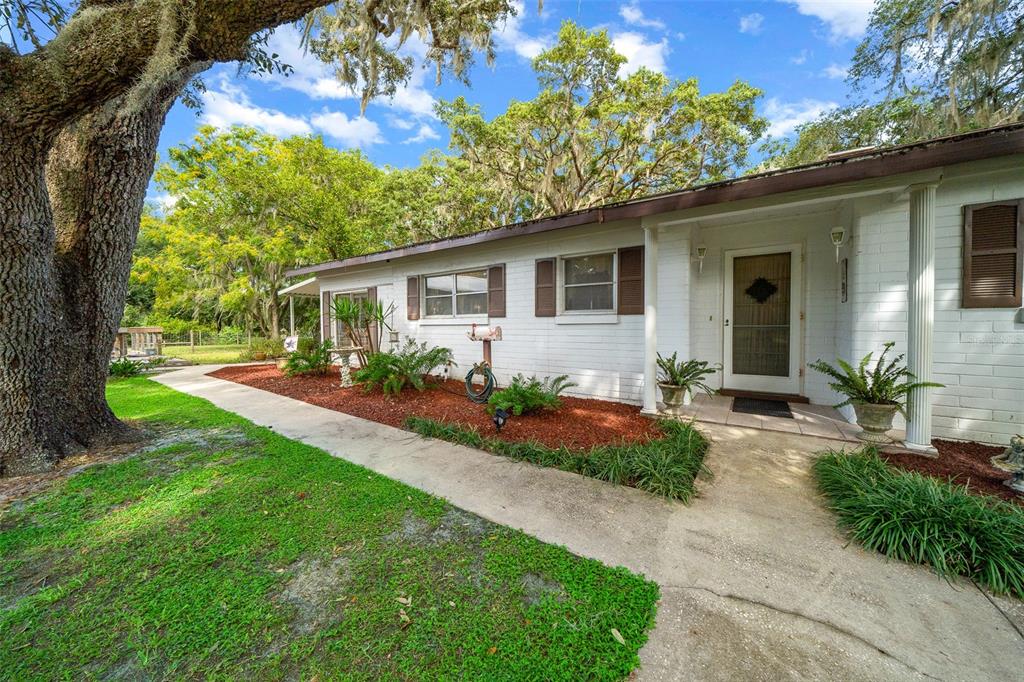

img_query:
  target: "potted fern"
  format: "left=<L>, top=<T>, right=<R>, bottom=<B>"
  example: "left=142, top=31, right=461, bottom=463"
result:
left=656, top=353, right=719, bottom=413
left=810, top=342, right=943, bottom=443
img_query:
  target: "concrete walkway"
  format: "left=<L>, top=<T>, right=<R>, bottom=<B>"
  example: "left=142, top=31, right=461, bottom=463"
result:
left=155, top=366, right=1024, bottom=681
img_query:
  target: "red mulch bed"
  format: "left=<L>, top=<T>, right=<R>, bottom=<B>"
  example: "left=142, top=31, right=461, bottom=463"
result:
left=882, top=439, right=1021, bottom=505
left=209, top=364, right=661, bottom=451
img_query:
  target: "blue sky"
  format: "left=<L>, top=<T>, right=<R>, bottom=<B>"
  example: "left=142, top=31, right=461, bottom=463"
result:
left=151, top=0, right=877, bottom=206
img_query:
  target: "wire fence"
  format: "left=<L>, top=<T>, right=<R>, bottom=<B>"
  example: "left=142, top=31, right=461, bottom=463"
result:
left=161, top=330, right=270, bottom=347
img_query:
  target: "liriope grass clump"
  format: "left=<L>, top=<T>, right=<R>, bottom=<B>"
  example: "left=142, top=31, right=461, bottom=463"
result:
left=404, top=417, right=710, bottom=503
left=814, top=448, right=1024, bottom=598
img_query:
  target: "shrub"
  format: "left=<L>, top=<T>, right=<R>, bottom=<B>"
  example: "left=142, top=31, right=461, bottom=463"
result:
left=253, top=337, right=285, bottom=358
left=809, top=342, right=942, bottom=416
left=296, top=336, right=319, bottom=356
left=353, top=340, right=454, bottom=395
left=487, top=374, right=576, bottom=416
left=656, top=353, right=718, bottom=395
left=405, top=417, right=711, bottom=502
left=284, top=340, right=334, bottom=377
left=814, top=448, right=1024, bottom=598
left=109, top=358, right=144, bottom=378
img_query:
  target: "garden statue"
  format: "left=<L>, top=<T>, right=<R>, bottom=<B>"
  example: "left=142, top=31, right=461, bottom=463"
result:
left=991, top=434, right=1024, bottom=494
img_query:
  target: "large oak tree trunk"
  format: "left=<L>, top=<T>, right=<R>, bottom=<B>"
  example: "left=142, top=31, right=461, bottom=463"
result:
left=0, top=69, right=197, bottom=476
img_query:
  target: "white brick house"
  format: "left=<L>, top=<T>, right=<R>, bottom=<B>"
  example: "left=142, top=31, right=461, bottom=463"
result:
left=284, top=125, right=1024, bottom=447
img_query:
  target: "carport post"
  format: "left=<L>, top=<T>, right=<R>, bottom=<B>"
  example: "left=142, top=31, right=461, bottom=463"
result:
left=289, top=295, right=296, bottom=336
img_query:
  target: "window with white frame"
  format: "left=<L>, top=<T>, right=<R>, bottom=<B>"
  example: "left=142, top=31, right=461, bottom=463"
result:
left=424, top=269, right=488, bottom=317
left=562, top=252, right=615, bottom=312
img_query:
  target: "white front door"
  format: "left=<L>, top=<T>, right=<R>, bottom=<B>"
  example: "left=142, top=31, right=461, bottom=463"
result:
left=723, top=245, right=802, bottom=394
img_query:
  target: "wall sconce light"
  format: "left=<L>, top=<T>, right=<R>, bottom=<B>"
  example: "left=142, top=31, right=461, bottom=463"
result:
left=695, top=245, right=708, bottom=273
left=830, top=227, right=846, bottom=263
left=389, top=330, right=400, bottom=347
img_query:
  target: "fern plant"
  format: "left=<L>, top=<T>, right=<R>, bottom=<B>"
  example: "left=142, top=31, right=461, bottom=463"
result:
left=284, top=340, right=334, bottom=377
left=109, top=357, right=144, bottom=378
left=353, top=340, right=454, bottom=395
left=486, top=374, right=577, bottom=416
left=655, top=353, right=718, bottom=396
left=809, top=342, right=943, bottom=416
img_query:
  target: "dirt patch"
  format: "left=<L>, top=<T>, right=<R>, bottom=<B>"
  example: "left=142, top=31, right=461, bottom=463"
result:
left=0, top=425, right=255, bottom=512
left=386, top=508, right=491, bottom=546
left=883, top=439, right=1022, bottom=505
left=520, top=573, right=566, bottom=606
left=209, top=364, right=661, bottom=451
left=278, top=556, right=352, bottom=635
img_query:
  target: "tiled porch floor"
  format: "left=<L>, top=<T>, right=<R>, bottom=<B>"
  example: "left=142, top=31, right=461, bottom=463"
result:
left=665, top=394, right=908, bottom=445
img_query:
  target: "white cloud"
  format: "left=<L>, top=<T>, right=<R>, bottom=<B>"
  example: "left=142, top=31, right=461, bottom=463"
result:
left=791, top=49, right=809, bottom=65
left=200, top=74, right=383, bottom=148
left=739, top=13, right=765, bottom=35
left=495, top=0, right=552, bottom=60
left=387, top=115, right=416, bottom=130
left=403, top=124, right=441, bottom=144
left=780, top=0, right=875, bottom=41
left=259, top=24, right=438, bottom=119
left=201, top=77, right=313, bottom=137
left=822, top=62, right=849, bottom=79
left=764, top=97, right=838, bottom=137
left=309, top=111, right=383, bottom=148
left=611, top=32, right=669, bottom=75
left=619, top=2, right=667, bottom=31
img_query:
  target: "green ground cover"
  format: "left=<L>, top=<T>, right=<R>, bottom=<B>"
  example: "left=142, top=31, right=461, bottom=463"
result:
left=162, top=343, right=251, bottom=365
left=815, top=448, right=1024, bottom=599
left=405, top=417, right=710, bottom=503
left=0, top=379, right=658, bottom=680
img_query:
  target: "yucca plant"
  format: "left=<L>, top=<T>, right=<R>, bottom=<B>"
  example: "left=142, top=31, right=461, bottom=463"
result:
left=330, top=297, right=395, bottom=365
left=656, top=353, right=718, bottom=395
left=809, top=342, right=943, bottom=417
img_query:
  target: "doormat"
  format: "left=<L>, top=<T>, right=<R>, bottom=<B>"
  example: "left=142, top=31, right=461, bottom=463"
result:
left=732, top=397, right=793, bottom=419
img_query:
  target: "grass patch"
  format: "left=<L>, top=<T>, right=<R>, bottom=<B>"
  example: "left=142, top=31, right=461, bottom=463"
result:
left=814, top=448, right=1024, bottom=598
left=404, top=417, right=710, bottom=503
left=0, top=378, right=659, bottom=680
left=163, top=344, right=250, bottom=364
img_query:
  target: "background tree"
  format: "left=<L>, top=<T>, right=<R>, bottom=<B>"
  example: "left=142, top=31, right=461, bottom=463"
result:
left=438, top=22, right=767, bottom=219
left=0, top=0, right=516, bottom=476
left=763, top=0, right=1023, bottom=167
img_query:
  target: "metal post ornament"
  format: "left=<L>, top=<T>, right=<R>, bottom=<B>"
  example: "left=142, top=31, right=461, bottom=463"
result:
left=991, top=434, right=1024, bottom=494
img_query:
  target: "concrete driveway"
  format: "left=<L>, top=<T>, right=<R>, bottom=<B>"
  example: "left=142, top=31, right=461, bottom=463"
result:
left=155, top=366, right=1023, bottom=680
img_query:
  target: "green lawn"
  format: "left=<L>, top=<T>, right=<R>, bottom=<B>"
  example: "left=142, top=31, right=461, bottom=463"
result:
left=163, top=343, right=250, bottom=365
left=0, top=379, right=659, bottom=680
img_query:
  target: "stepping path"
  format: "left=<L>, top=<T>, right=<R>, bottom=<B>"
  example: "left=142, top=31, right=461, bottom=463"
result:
left=155, top=366, right=1024, bottom=680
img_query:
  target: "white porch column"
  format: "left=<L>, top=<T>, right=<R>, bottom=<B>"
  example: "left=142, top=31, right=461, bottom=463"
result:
left=642, top=220, right=659, bottom=415
left=288, top=296, right=296, bottom=336
left=906, top=183, right=938, bottom=453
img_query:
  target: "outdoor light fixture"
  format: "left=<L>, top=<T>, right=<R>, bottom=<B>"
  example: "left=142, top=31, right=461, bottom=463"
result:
left=389, top=330, right=400, bottom=346
left=492, top=407, right=510, bottom=433
left=695, top=245, right=708, bottom=273
left=830, top=226, right=846, bottom=263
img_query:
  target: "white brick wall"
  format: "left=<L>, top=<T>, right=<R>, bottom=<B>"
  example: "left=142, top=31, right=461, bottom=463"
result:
left=841, top=162, right=1024, bottom=444
left=314, top=158, right=1023, bottom=445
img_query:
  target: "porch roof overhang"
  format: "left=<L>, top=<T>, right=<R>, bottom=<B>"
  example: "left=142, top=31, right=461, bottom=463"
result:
left=287, top=122, right=1024, bottom=278
left=277, top=277, right=319, bottom=297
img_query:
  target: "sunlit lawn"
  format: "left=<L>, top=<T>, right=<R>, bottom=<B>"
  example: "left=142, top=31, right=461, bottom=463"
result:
left=163, top=343, right=250, bottom=365
left=0, top=378, right=658, bottom=680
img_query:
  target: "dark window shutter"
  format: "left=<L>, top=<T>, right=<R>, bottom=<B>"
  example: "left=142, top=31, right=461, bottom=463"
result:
left=535, top=259, right=556, bottom=317
left=963, top=200, right=1023, bottom=308
left=407, top=276, right=420, bottom=320
left=321, top=291, right=332, bottom=344
left=617, top=246, right=645, bottom=315
left=488, top=264, right=506, bottom=318
left=366, top=286, right=378, bottom=353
